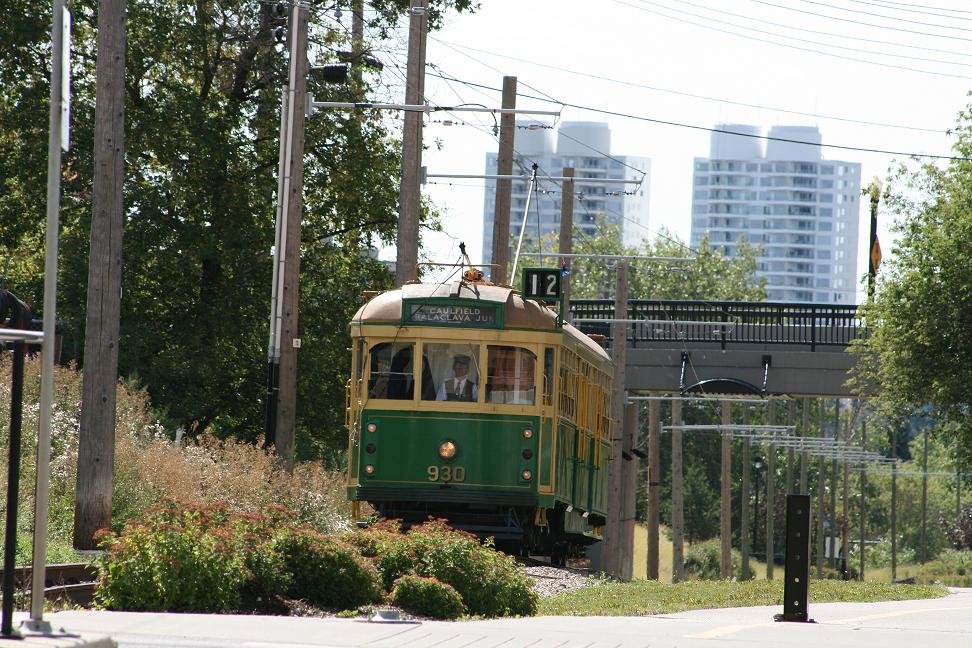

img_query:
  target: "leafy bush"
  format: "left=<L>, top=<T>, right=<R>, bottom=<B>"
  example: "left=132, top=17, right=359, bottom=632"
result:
left=388, top=575, right=466, bottom=619
left=96, top=501, right=246, bottom=612
left=684, top=539, right=741, bottom=580
left=95, top=500, right=293, bottom=613
left=277, top=528, right=383, bottom=609
left=367, top=519, right=537, bottom=617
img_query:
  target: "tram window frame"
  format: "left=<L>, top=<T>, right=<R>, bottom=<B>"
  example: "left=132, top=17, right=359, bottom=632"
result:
left=543, top=347, right=555, bottom=406
left=486, top=345, right=538, bottom=405
left=367, top=341, right=415, bottom=400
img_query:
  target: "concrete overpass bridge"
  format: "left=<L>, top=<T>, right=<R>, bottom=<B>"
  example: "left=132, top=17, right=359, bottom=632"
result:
left=569, top=300, right=863, bottom=398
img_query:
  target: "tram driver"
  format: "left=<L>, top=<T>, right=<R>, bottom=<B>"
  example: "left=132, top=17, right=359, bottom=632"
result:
left=436, top=354, right=478, bottom=402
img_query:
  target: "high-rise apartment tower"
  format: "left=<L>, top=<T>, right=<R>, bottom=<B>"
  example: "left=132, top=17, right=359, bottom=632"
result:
left=690, top=125, right=861, bottom=303
left=482, top=122, right=650, bottom=270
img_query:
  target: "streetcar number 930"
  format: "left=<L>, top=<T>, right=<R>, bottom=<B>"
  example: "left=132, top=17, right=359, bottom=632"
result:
left=427, top=465, right=466, bottom=482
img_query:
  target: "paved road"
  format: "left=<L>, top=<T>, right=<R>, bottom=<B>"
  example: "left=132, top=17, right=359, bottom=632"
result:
left=11, top=587, right=972, bottom=648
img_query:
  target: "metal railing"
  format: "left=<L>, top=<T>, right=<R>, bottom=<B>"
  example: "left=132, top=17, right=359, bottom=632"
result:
left=570, top=300, right=862, bottom=351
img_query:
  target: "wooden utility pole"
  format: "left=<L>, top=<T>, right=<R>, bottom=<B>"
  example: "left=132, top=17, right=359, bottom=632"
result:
left=621, top=401, right=639, bottom=581
left=720, top=400, right=732, bottom=578
left=394, top=0, right=427, bottom=286
left=75, top=0, right=126, bottom=550
left=646, top=397, right=660, bottom=580
left=604, top=261, right=628, bottom=577
left=351, top=0, right=364, bottom=94
left=558, top=167, right=574, bottom=322
left=273, top=1, right=310, bottom=469
left=670, top=398, right=685, bottom=582
left=490, top=76, right=517, bottom=285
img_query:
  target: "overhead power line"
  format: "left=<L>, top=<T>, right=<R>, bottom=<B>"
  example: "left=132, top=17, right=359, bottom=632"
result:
left=429, top=38, right=948, bottom=133
left=664, top=0, right=972, bottom=57
left=749, top=0, right=972, bottom=41
left=428, top=70, right=970, bottom=162
left=790, top=0, right=972, bottom=30
left=610, top=0, right=972, bottom=78
left=853, top=0, right=972, bottom=16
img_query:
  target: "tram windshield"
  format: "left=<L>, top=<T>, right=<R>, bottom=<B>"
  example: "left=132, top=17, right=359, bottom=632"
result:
left=368, top=342, right=414, bottom=400
left=486, top=346, right=536, bottom=405
left=422, top=343, right=481, bottom=402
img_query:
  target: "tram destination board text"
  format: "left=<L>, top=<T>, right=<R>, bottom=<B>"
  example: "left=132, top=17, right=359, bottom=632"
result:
left=407, top=303, right=498, bottom=326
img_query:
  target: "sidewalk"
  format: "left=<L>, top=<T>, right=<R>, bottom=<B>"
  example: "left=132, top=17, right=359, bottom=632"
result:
left=4, top=588, right=971, bottom=648
left=1, top=614, right=114, bottom=648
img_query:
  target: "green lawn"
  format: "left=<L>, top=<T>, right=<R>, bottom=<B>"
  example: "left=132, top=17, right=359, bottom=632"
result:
left=539, top=579, right=948, bottom=616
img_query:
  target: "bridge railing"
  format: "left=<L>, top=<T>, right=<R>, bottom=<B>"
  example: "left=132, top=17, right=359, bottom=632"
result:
left=569, top=300, right=862, bottom=351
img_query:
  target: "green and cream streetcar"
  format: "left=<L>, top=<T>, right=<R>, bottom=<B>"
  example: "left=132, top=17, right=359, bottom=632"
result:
left=346, top=264, right=614, bottom=561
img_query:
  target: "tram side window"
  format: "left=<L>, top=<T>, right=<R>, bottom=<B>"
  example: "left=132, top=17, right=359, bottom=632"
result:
left=368, top=342, right=414, bottom=400
left=486, top=346, right=536, bottom=405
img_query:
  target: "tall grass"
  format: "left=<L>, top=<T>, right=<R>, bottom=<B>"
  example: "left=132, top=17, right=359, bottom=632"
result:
left=1, top=355, right=350, bottom=565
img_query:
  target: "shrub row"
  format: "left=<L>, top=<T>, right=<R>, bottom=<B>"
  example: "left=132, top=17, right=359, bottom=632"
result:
left=95, top=502, right=537, bottom=619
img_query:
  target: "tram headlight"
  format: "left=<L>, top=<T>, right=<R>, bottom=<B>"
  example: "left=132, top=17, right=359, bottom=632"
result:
left=365, top=464, right=375, bottom=475
left=367, top=423, right=377, bottom=433
left=438, top=440, right=457, bottom=460
left=523, top=428, right=533, bottom=439
left=521, top=470, right=532, bottom=481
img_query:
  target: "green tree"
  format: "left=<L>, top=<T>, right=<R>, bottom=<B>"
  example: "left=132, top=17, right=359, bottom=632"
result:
left=538, top=219, right=766, bottom=301
left=850, top=102, right=972, bottom=465
left=0, top=1, right=474, bottom=457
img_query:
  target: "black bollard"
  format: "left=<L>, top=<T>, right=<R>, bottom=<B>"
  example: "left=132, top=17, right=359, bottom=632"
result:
left=775, top=494, right=814, bottom=623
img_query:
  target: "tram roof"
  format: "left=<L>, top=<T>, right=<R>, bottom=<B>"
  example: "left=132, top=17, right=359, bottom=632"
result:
left=351, top=281, right=611, bottom=362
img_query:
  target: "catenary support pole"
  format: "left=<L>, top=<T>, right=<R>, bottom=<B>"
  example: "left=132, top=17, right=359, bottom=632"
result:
left=816, top=400, right=825, bottom=578
left=741, top=435, right=752, bottom=580
left=671, top=398, right=685, bottom=582
left=860, top=419, right=867, bottom=581
left=558, top=167, right=574, bottom=323
left=490, top=75, right=517, bottom=284
left=800, top=398, right=809, bottom=494
left=604, top=261, right=628, bottom=577
left=622, top=401, right=639, bottom=581
left=394, top=0, right=427, bottom=286
left=891, top=423, right=898, bottom=581
left=721, top=400, right=732, bottom=579
left=646, top=397, right=659, bottom=580
left=830, top=399, right=838, bottom=572
left=920, top=427, right=928, bottom=563
left=274, top=0, right=310, bottom=470
left=766, top=401, right=776, bottom=580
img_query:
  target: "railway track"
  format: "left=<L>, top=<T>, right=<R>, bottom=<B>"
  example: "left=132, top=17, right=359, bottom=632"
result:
left=1, top=563, right=98, bottom=607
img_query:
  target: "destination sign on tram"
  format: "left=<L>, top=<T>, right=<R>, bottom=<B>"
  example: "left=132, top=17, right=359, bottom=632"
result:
left=407, top=303, right=498, bottom=326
